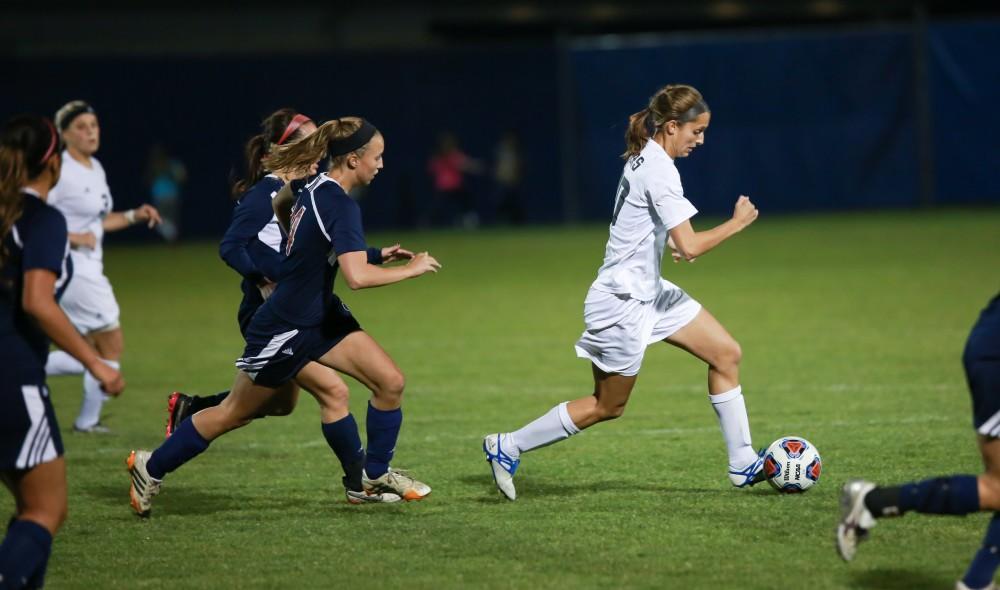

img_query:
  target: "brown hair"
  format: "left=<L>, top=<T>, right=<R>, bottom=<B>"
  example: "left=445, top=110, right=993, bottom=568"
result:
left=267, top=117, right=377, bottom=174
left=231, top=108, right=312, bottom=198
left=0, top=115, right=60, bottom=267
left=623, top=84, right=709, bottom=159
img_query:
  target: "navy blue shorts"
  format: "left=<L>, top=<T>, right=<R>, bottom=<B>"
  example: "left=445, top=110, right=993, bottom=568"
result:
left=966, top=294, right=1000, bottom=434
left=236, top=297, right=361, bottom=388
left=0, top=370, right=64, bottom=471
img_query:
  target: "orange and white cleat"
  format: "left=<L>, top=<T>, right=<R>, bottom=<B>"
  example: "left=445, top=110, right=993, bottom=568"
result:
left=362, top=468, right=431, bottom=501
left=127, top=450, right=161, bottom=518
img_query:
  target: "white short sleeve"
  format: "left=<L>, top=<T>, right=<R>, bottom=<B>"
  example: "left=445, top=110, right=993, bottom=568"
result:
left=648, top=170, right=697, bottom=230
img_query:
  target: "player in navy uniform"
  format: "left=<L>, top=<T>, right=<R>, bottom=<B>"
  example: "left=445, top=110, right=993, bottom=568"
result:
left=0, top=114, right=124, bottom=589
left=164, top=109, right=413, bottom=435
left=127, top=117, right=439, bottom=515
left=838, top=292, right=1000, bottom=590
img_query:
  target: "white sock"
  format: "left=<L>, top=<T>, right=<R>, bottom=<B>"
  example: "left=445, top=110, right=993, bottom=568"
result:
left=709, top=386, right=758, bottom=469
left=75, top=359, right=119, bottom=429
left=45, top=350, right=85, bottom=376
left=510, top=401, right=580, bottom=454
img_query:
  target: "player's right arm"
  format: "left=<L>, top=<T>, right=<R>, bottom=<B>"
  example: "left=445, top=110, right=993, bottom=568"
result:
left=219, top=187, right=273, bottom=285
left=669, top=195, right=758, bottom=261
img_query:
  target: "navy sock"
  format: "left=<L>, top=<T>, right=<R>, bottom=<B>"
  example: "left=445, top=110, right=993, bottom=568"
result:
left=146, top=419, right=211, bottom=480
left=188, top=391, right=230, bottom=414
left=321, top=414, right=366, bottom=491
left=964, top=512, right=1000, bottom=590
left=0, top=519, right=52, bottom=590
left=365, top=402, right=402, bottom=480
left=893, top=475, right=980, bottom=515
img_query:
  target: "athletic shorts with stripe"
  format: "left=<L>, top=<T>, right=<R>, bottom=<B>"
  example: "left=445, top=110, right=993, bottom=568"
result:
left=236, top=296, right=361, bottom=388
left=0, top=371, right=65, bottom=471
left=968, top=294, right=1000, bottom=436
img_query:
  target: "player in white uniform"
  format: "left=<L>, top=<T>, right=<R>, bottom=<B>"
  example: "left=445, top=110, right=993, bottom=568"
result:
left=44, top=101, right=161, bottom=433
left=484, top=84, right=762, bottom=500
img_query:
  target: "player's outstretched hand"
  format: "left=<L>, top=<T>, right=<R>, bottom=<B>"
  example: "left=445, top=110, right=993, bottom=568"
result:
left=135, top=204, right=163, bottom=228
left=732, top=195, right=758, bottom=230
left=407, top=252, right=441, bottom=277
left=92, top=362, right=125, bottom=396
left=382, top=243, right=415, bottom=263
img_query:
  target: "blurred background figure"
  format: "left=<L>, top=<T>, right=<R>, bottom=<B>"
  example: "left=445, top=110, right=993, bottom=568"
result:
left=146, top=143, right=187, bottom=243
left=427, top=132, right=482, bottom=228
left=491, top=130, right=524, bottom=226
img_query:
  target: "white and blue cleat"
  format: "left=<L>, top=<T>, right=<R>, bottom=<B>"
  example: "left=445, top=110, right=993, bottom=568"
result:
left=483, top=433, right=520, bottom=501
left=729, top=447, right=767, bottom=488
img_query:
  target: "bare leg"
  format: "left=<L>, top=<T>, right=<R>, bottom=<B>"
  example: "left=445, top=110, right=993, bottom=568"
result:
left=663, top=308, right=741, bottom=394
left=191, top=372, right=279, bottom=441
left=316, top=332, right=405, bottom=411
left=295, top=362, right=351, bottom=423
left=566, top=365, right=638, bottom=430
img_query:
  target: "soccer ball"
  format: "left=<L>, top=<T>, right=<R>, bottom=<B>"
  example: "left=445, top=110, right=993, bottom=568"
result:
left=762, top=436, right=822, bottom=493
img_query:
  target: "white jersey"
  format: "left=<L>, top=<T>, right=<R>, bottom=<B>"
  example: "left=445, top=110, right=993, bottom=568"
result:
left=48, top=151, right=112, bottom=274
left=590, top=139, right=697, bottom=302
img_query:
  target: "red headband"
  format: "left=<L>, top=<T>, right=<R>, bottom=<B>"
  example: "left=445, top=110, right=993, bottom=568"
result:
left=40, top=119, right=58, bottom=165
left=276, top=114, right=312, bottom=145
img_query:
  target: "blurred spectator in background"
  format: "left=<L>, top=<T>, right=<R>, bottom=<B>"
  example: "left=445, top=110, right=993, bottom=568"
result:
left=146, top=143, right=187, bottom=242
left=491, top=130, right=524, bottom=225
left=427, top=132, right=482, bottom=228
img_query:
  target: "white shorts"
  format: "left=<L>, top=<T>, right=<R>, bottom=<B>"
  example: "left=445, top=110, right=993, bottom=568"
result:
left=574, top=279, right=702, bottom=376
left=59, top=269, right=121, bottom=334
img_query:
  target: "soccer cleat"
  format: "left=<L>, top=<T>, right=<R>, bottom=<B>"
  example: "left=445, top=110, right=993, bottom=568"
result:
left=345, top=488, right=403, bottom=505
left=165, top=392, right=193, bottom=438
left=728, top=448, right=766, bottom=488
left=836, top=479, right=877, bottom=561
left=956, top=581, right=999, bottom=590
left=73, top=422, right=112, bottom=434
left=362, top=468, right=431, bottom=501
left=126, top=450, right=161, bottom=518
left=483, top=433, right=520, bottom=500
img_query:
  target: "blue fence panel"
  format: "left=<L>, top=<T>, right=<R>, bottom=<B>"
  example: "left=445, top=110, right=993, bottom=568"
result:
left=927, top=19, right=1000, bottom=205
left=570, top=27, right=920, bottom=221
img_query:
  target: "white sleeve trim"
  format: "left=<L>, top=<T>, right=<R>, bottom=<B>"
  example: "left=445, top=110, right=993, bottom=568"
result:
left=308, top=189, right=332, bottom=243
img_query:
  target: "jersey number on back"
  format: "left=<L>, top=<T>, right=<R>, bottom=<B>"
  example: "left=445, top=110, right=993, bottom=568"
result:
left=285, top=205, right=306, bottom=256
left=611, top=175, right=630, bottom=226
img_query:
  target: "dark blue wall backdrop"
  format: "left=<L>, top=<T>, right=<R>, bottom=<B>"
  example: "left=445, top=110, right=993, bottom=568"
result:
left=3, top=18, right=997, bottom=241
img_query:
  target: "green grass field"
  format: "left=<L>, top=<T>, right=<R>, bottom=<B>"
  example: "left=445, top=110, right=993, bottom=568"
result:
left=8, top=209, right=1000, bottom=589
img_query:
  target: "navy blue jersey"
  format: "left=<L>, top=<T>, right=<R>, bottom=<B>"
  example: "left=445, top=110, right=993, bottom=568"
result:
left=219, top=175, right=286, bottom=285
left=0, top=192, right=73, bottom=376
left=268, top=174, right=374, bottom=327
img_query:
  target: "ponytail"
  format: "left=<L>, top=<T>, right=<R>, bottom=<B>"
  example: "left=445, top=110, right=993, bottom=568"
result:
left=267, top=117, right=376, bottom=174
left=0, top=146, right=27, bottom=267
left=231, top=108, right=313, bottom=199
left=621, top=84, right=709, bottom=159
left=623, top=107, right=653, bottom=160
left=231, top=134, right=270, bottom=198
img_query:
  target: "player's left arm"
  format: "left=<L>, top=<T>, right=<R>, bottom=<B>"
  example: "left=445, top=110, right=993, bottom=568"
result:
left=669, top=196, right=758, bottom=260
left=103, top=204, right=162, bottom=232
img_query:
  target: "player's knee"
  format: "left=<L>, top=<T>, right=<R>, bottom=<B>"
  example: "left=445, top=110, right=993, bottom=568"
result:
left=377, top=371, right=406, bottom=402
left=316, top=380, right=350, bottom=413
left=714, top=339, right=742, bottom=372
